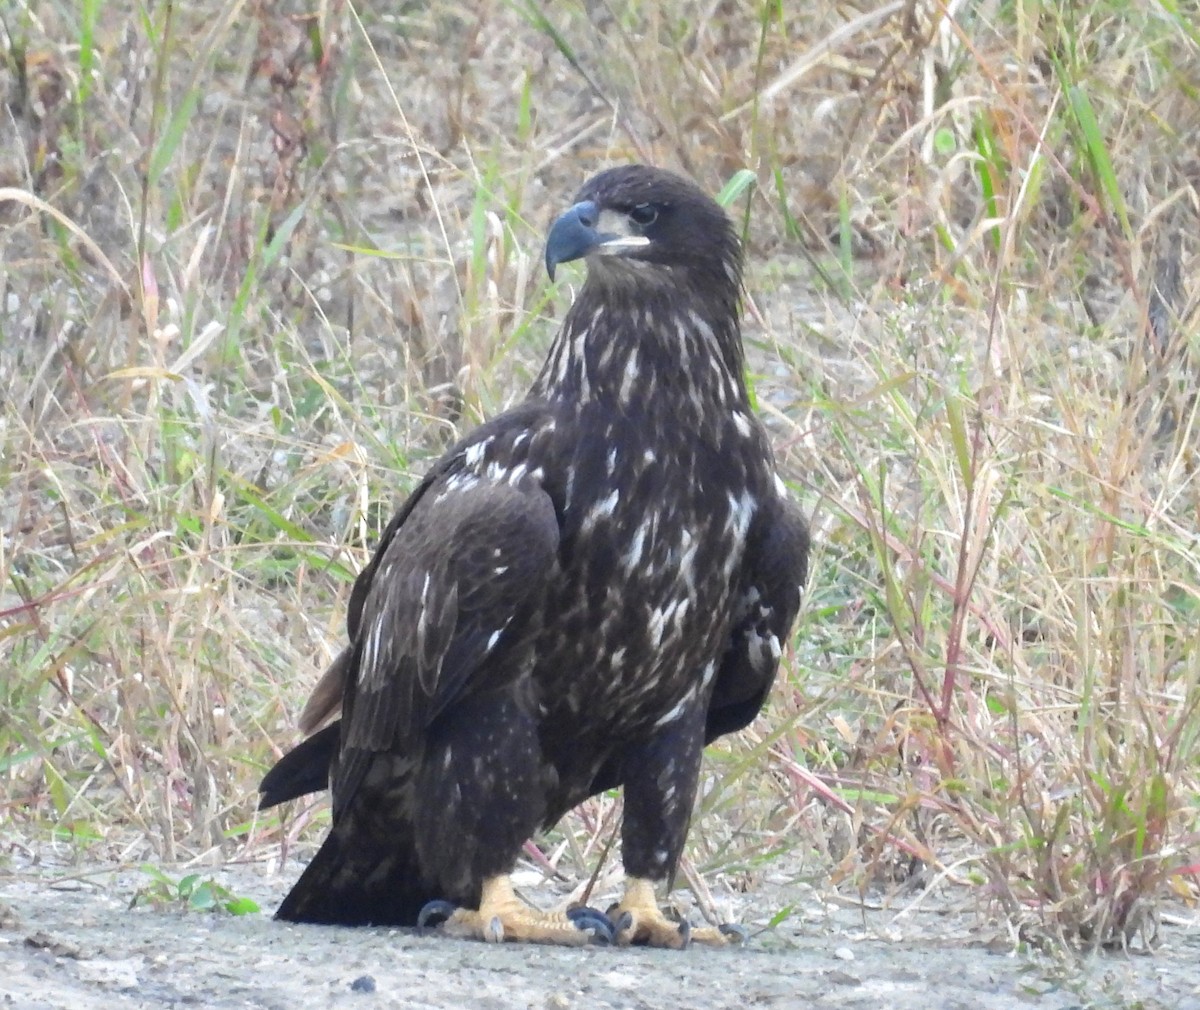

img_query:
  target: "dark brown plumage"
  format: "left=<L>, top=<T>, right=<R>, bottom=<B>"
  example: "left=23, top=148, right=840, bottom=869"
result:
left=259, top=165, right=810, bottom=946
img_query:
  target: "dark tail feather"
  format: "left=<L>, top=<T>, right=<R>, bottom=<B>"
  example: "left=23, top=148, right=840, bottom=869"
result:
left=274, top=815, right=434, bottom=926
left=259, top=723, right=340, bottom=810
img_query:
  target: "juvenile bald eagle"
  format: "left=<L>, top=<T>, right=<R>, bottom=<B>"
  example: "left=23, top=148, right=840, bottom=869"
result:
left=259, top=165, right=809, bottom=948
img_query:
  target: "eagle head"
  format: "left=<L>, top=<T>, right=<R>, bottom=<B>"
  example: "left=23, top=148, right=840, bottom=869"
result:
left=544, top=166, right=742, bottom=297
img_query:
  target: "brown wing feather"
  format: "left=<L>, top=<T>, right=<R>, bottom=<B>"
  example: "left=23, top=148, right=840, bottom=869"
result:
left=295, top=403, right=557, bottom=738
left=332, top=472, right=560, bottom=814
left=704, top=493, right=809, bottom=741
left=297, top=648, right=350, bottom=735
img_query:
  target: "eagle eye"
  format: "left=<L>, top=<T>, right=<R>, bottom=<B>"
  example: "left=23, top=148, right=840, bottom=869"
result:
left=628, top=204, right=659, bottom=227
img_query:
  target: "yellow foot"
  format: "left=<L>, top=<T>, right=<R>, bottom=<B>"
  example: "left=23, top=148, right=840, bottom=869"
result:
left=609, top=877, right=747, bottom=949
left=417, top=876, right=613, bottom=946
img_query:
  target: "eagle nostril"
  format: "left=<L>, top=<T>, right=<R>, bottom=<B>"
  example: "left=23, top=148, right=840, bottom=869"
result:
left=574, top=201, right=599, bottom=228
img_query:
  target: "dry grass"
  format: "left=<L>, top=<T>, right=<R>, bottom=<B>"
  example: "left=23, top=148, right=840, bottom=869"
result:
left=1, top=0, right=1197, bottom=950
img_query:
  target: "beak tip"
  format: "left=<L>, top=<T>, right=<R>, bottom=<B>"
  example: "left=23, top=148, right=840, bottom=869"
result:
left=544, top=200, right=600, bottom=282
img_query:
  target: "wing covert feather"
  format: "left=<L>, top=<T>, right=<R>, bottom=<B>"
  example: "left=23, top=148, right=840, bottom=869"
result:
left=705, top=494, right=809, bottom=741
left=333, top=473, right=560, bottom=808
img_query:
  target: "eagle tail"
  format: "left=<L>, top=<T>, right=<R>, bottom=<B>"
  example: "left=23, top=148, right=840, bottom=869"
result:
left=258, top=722, right=339, bottom=810
left=274, top=813, right=433, bottom=927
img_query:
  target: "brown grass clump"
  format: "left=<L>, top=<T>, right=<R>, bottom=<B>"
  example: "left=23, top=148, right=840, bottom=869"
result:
left=1, top=1, right=1196, bottom=949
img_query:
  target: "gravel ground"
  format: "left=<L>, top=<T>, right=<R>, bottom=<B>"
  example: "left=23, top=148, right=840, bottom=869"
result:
left=2, top=861, right=1199, bottom=1009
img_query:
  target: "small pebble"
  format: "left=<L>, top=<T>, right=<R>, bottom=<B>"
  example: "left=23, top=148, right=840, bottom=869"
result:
left=834, top=946, right=855, bottom=961
left=350, top=974, right=376, bottom=993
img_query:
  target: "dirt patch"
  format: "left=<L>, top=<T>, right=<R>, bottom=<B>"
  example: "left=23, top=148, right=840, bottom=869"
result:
left=1, top=862, right=1197, bottom=1009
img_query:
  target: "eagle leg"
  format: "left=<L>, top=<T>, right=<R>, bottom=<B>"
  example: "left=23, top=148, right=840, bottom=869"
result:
left=609, top=876, right=738, bottom=948
left=611, top=705, right=747, bottom=948
left=423, top=875, right=612, bottom=946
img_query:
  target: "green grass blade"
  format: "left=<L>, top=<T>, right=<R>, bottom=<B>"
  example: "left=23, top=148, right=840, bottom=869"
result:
left=148, top=87, right=200, bottom=187
left=1067, top=85, right=1131, bottom=239
left=716, top=169, right=757, bottom=208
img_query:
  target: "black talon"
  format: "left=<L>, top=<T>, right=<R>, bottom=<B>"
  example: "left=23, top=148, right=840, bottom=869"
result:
left=567, top=905, right=616, bottom=944
left=675, top=918, right=691, bottom=949
left=416, top=899, right=458, bottom=929
left=717, top=922, right=750, bottom=945
left=612, top=910, right=634, bottom=939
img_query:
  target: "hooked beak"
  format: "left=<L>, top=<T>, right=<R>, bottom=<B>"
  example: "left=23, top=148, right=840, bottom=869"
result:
left=544, top=200, right=651, bottom=280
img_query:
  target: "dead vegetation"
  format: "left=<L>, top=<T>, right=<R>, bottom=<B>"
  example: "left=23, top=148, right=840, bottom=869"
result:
left=1, top=0, right=1197, bottom=950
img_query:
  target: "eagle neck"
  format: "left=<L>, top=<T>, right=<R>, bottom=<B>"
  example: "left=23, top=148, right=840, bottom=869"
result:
left=533, top=282, right=748, bottom=427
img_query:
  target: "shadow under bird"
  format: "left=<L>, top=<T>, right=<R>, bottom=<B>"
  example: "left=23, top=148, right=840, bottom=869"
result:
left=258, top=164, right=810, bottom=948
